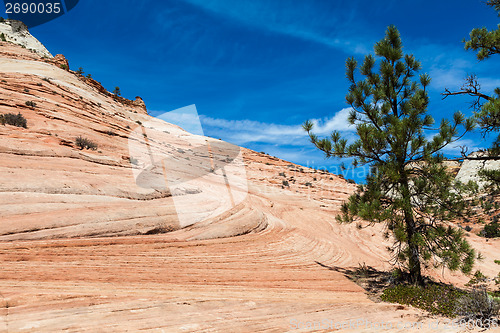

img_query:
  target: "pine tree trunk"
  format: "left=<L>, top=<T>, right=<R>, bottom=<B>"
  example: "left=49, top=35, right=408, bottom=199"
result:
left=401, top=175, right=424, bottom=285
left=405, top=212, right=423, bottom=285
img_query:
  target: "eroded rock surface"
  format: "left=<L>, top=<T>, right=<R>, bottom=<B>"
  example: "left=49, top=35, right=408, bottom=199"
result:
left=0, top=20, right=52, bottom=58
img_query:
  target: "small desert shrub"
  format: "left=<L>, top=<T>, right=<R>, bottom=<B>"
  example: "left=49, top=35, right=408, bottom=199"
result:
left=482, top=222, right=500, bottom=238
left=495, top=260, right=500, bottom=265
left=60, top=64, right=68, bottom=70
left=279, top=172, right=286, bottom=177
left=456, top=288, right=500, bottom=325
left=0, top=33, right=6, bottom=42
left=390, top=268, right=405, bottom=283
left=381, top=283, right=466, bottom=317
left=353, top=262, right=371, bottom=279
left=75, top=136, right=97, bottom=150
left=25, top=101, right=36, bottom=108
left=484, top=201, right=494, bottom=212
left=282, top=180, right=289, bottom=187
left=144, top=226, right=174, bottom=235
left=347, top=179, right=356, bottom=184
left=105, top=130, right=116, bottom=136
left=1, top=113, right=27, bottom=128
left=466, top=271, right=488, bottom=287
left=465, top=225, right=472, bottom=232
left=305, top=182, right=312, bottom=186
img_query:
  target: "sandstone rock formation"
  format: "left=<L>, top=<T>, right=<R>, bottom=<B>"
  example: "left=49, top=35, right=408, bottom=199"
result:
left=0, top=19, right=52, bottom=58
left=52, top=54, right=69, bottom=70
left=0, top=34, right=499, bottom=332
left=455, top=152, right=500, bottom=188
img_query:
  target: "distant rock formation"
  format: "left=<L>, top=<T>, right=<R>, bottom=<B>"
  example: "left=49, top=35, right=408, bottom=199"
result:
left=53, top=54, right=69, bottom=70
left=455, top=151, right=500, bottom=188
left=133, top=96, right=147, bottom=112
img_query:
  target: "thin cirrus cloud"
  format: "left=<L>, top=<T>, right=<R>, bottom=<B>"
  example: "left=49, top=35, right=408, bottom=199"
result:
left=199, top=107, right=354, bottom=146
left=441, top=139, right=482, bottom=155
left=411, top=41, right=500, bottom=95
left=178, top=0, right=371, bottom=54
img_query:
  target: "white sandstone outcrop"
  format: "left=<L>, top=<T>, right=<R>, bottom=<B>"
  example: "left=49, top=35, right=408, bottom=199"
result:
left=0, top=19, right=52, bottom=58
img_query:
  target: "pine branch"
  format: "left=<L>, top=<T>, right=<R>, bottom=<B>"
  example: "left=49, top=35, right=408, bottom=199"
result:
left=442, top=74, right=492, bottom=111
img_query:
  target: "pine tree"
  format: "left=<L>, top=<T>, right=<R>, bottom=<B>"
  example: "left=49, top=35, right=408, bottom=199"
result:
left=304, top=26, right=477, bottom=285
left=466, top=0, right=500, bottom=190
left=464, top=0, right=500, bottom=62
left=442, top=0, right=500, bottom=191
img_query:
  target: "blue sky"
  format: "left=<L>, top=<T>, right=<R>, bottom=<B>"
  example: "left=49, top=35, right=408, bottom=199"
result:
left=21, top=0, right=500, bottom=181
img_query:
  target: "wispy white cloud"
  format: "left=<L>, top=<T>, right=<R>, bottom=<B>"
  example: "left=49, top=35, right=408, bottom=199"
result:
left=199, top=107, right=354, bottom=146
left=412, top=42, right=500, bottom=95
left=309, top=108, right=354, bottom=134
left=428, top=60, right=500, bottom=97
left=478, top=77, right=500, bottom=92
left=440, top=138, right=485, bottom=156
left=178, top=0, right=371, bottom=54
